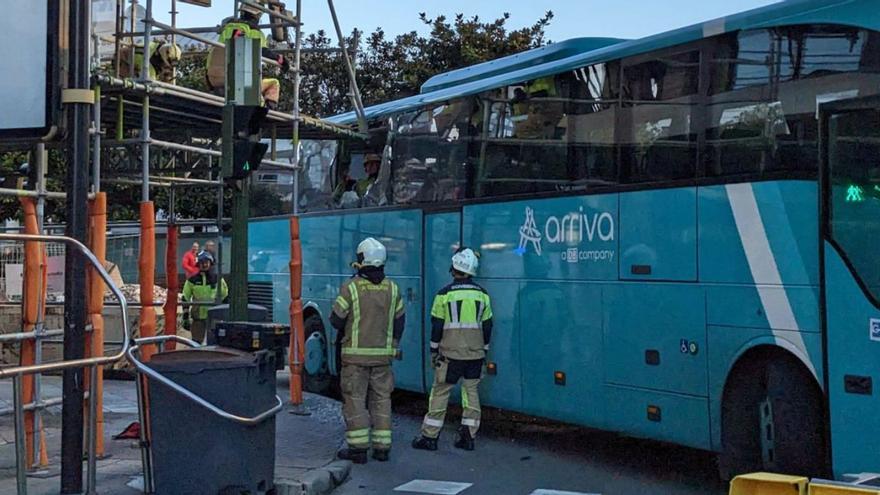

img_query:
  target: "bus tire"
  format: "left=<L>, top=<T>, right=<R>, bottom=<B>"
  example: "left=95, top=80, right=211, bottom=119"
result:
left=303, top=314, right=332, bottom=394
left=719, top=351, right=828, bottom=480
left=763, top=356, right=828, bottom=478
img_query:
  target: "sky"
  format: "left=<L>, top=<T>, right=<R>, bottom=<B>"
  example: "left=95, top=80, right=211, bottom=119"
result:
left=158, top=0, right=783, bottom=42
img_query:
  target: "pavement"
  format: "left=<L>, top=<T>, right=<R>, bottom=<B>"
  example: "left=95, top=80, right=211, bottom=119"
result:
left=335, top=393, right=728, bottom=495
left=0, top=373, right=730, bottom=495
left=0, top=372, right=350, bottom=495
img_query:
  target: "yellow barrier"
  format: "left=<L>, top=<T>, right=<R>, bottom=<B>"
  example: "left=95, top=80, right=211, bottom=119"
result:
left=729, top=473, right=809, bottom=495
left=809, top=481, right=880, bottom=495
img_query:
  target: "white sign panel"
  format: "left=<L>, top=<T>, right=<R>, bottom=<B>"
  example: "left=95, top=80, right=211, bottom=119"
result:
left=0, top=2, right=49, bottom=134
left=4, top=264, right=23, bottom=298
left=3, top=256, right=65, bottom=298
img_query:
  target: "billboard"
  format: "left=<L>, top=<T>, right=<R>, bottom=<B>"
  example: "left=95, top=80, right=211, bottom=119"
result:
left=0, top=2, right=60, bottom=142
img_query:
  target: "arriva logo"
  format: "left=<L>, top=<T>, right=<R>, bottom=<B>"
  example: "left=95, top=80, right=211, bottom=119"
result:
left=514, top=206, right=615, bottom=262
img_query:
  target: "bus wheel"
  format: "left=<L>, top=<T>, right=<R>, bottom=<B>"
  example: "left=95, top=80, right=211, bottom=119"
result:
left=719, top=352, right=828, bottom=480
left=303, top=314, right=332, bottom=394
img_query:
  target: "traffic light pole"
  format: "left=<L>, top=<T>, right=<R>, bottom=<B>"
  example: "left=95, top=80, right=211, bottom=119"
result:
left=223, top=35, right=264, bottom=322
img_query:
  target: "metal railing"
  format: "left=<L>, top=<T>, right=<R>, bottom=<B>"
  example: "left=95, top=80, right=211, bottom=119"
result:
left=0, top=233, right=131, bottom=495
left=126, top=334, right=284, bottom=493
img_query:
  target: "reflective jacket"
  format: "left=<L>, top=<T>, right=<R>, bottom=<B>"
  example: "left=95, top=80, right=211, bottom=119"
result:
left=332, top=274, right=405, bottom=366
left=430, top=278, right=493, bottom=360
left=182, top=272, right=228, bottom=320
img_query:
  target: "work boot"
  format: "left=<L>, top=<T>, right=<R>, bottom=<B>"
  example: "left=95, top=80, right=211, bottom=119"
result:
left=337, top=447, right=368, bottom=464
left=372, top=449, right=390, bottom=462
left=454, top=427, right=474, bottom=451
left=411, top=435, right=438, bottom=451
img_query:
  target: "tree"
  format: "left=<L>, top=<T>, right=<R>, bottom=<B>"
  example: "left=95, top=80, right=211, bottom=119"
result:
left=0, top=10, right=553, bottom=222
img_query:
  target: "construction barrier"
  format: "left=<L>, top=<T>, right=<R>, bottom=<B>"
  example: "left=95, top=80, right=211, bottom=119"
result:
left=288, top=216, right=304, bottom=405
left=139, top=202, right=157, bottom=361
left=729, top=472, right=809, bottom=495
left=19, top=197, right=49, bottom=469
left=163, top=225, right=178, bottom=351
left=85, top=192, right=108, bottom=457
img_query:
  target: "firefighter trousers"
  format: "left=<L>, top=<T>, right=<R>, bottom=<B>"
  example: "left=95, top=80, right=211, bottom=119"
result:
left=341, top=364, right=394, bottom=451
left=421, top=357, right=482, bottom=439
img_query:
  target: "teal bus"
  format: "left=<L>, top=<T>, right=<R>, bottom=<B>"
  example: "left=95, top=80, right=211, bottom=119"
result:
left=248, top=0, right=880, bottom=480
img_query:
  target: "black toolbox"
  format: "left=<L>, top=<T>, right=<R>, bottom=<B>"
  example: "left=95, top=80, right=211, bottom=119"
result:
left=211, top=321, right=290, bottom=369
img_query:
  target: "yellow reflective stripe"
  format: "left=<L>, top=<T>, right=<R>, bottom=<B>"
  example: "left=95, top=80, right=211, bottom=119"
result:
left=343, top=348, right=395, bottom=356
left=372, top=430, right=392, bottom=438
left=335, top=296, right=350, bottom=311
left=345, top=428, right=370, bottom=440
left=350, top=282, right=360, bottom=349
left=461, top=388, right=469, bottom=409
left=386, top=283, right=398, bottom=351
left=396, top=298, right=404, bottom=313
left=373, top=437, right=392, bottom=445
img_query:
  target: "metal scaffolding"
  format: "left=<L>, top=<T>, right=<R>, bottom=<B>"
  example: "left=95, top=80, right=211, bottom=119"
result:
left=0, top=0, right=369, bottom=492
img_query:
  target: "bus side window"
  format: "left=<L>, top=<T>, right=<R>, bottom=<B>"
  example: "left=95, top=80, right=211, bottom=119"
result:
left=621, top=50, right=700, bottom=184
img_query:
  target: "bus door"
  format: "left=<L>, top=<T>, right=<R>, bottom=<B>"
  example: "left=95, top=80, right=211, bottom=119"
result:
left=422, top=210, right=462, bottom=392
left=820, top=95, right=880, bottom=476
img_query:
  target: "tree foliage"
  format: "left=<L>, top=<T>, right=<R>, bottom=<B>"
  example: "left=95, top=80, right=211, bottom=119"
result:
left=0, top=11, right=552, bottom=222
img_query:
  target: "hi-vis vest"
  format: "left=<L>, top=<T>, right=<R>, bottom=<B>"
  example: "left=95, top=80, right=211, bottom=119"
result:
left=206, top=21, right=268, bottom=89
left=332, top=277, right=404, bottom=365
left=431, top=282, right=493, bottom=360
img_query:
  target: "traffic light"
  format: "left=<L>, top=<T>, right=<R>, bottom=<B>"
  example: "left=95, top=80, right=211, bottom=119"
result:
left=222, top=104, right=270, bottom=181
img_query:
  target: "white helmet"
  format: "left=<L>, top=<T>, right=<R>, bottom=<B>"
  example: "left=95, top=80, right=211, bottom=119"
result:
left=355, top=237, right=386, bottom=268
left=451, top=248, right=479, bottom=276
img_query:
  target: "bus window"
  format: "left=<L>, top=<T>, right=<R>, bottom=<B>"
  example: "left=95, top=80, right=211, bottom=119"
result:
left=295, top=139, right=338, bottom=212
left=621, top=50, right=700, bottom=183
left=707, top=27, right=880, bottom=177
left=567, top=61, right=621, bottom=187
left=391, top=98, right=476, bottom=205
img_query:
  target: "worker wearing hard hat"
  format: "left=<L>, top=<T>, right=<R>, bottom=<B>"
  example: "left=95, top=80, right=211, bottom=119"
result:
left=119, top=40, right=182, bottom=83
left=182, top=251, right=228, bottom=344
left=413, top=247, right=493, bottom=452
left=206, top=3, right=290, bottom=109
left=333, top=153, right=382, bottom=206
left=331, top=238, right=406, bottom=464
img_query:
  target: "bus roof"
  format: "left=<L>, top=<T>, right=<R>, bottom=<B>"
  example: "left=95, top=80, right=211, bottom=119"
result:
left=328, top=0, right=880, bottom=125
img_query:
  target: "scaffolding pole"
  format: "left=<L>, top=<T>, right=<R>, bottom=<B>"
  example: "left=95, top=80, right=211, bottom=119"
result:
left=327, top=0, right=368, bottom=133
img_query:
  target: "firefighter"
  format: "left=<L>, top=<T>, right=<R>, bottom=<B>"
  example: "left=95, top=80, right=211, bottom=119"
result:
left=182, top=251, right=228, bottom=343
left=206, top=3, right=290, bottom=109
left=412, top=247, right=493, bottom=451
left=331, top=238, right=406, bottom=463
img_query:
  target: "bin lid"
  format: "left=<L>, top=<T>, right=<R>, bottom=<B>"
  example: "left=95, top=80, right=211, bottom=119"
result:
left=148, top=347, right=262, bottom=374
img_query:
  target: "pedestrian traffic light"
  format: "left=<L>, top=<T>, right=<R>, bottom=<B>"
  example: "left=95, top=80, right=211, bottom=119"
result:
left=222, top=104, right=270, bottom=181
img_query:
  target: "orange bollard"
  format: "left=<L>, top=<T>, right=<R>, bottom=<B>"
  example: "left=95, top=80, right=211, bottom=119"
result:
left=288, top=216, right=305, bottom=405
left=85, top=193, right=107, bottom=457
left=19, top=197, right=48, bottom=469
left=139, top=202, right=157, bottom=361
left=163, top=225, right=178, bottom=351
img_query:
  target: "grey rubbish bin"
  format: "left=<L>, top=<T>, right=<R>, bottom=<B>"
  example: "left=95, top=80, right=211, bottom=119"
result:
left=148, top=348, right=277, bottom=495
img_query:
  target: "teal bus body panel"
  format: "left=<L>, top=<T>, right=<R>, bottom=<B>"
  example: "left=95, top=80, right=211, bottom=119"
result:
left=620, top=188, right=697, bottom=282
left=249, top=218, right=292, bottom=323
left=825, top=244, right=880, bottom=477
left=423, top=213, right=462, bottom=392
left=699, top=182, right=819, bottom=286
left=604, top=284, right=708, bottom=397
left=477, top=280, right=523, bottom=411
left=463, top=195, right=618, bottom=281
left=605, top=385, right=711, bottom=451
left=518, top=281, right=605, bottom=427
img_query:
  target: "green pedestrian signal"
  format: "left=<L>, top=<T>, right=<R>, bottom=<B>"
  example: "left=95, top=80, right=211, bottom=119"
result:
left=846, top=184, right=865, bottom=203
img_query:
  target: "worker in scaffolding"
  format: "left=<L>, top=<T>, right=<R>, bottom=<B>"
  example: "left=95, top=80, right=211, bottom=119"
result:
left=118, top=40, right=183, bottom=83
left=206, top=1, right=291, bottom=110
